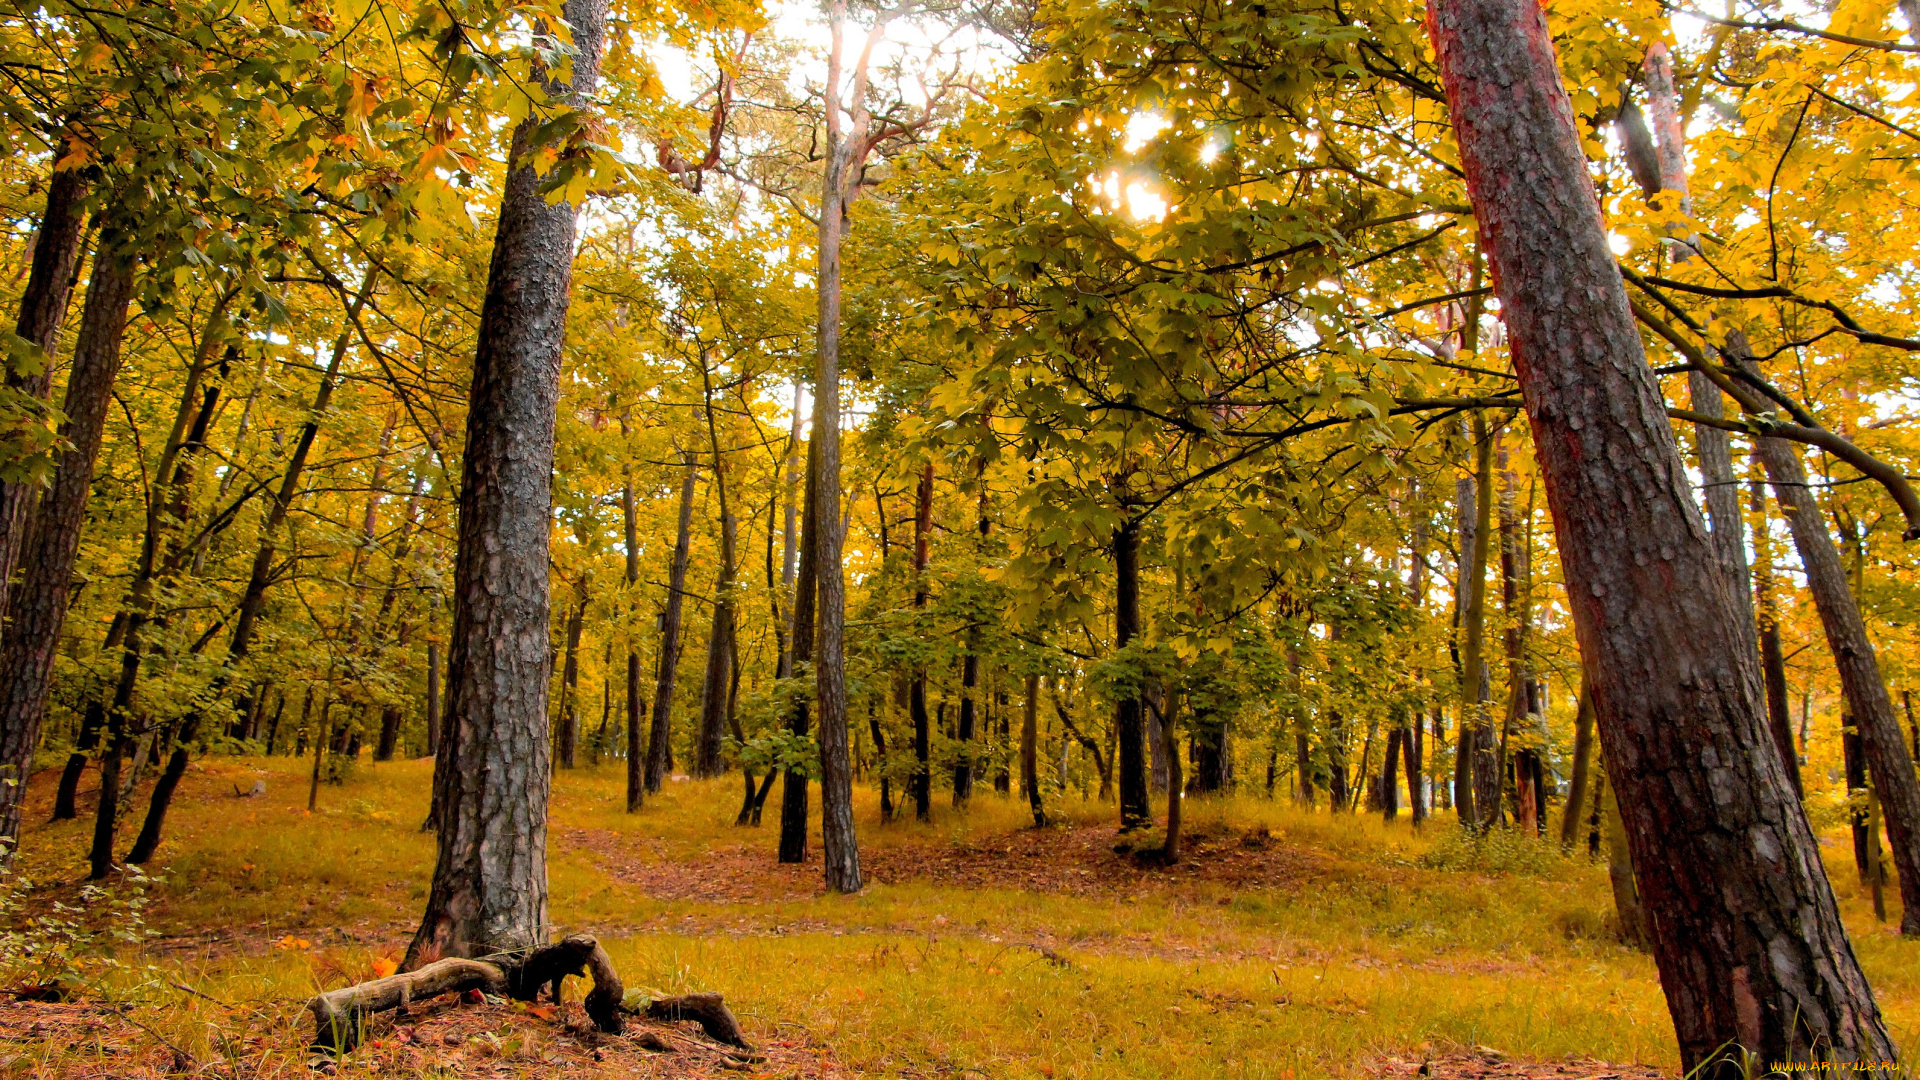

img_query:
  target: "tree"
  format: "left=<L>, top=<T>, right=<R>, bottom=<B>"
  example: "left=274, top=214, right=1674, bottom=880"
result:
left=1426, top=0, right=1894, bottom=1065
left=407, top=0, right=609, bottom=967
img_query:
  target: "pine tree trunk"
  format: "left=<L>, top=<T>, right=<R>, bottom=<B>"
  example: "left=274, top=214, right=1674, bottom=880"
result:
left=648, top=457, right=698, bottom=793
left=1428, top=0, right=1894, bottom=1062
left=0, top=241, right=133, bottom=854
left=0, top=160, right=89, bottom=621
left=406, top=0, right=606, bottom=967
left=811, top=3, right=861, bottom=893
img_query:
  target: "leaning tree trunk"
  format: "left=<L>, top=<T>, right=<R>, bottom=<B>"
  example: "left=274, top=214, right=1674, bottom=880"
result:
left=406, top=0, right=607, bottom=968
left=0, top=158, right=89, bottom=621
left=0, top=239, right=133, bottom=855
left=1428, top=0, right=1895, bottom=1065
left=1754, top=425, right=1920, bottom=937
left=647, top=456, right=697, bottom=793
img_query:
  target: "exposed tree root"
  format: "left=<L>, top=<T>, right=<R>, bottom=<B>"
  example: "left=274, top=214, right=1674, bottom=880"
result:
left=308, top=934, right=626, bottom=1054
left=643, top=991, right=751, bottom=1048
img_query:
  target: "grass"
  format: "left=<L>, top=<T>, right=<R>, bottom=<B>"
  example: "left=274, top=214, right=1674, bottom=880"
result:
left=9, top=752, right=1920, bottom=1078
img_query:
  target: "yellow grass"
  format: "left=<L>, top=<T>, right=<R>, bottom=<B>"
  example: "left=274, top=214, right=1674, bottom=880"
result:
left=12, top=753, right=1920, bottom=1078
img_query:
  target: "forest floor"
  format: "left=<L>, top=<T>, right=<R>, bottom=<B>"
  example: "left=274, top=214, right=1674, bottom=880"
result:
left=3, top=755, right=1916, bottom=1079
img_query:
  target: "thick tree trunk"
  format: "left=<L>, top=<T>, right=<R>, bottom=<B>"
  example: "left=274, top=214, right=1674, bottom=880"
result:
left=406, top=0, right=606, bottom=968
left=1756, top=432, right=1920, bottom=934
left=0, top=160, right=90, bottom=620
left=1428, top=0, right=1894, bottom=1063
left=0, top=242, right=132, bottom=853
left=648, top=457, right=698, bottom=793
left=1114, top=520, right=1148, bottom=830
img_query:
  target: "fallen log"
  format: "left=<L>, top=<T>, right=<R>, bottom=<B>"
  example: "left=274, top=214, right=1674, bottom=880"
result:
left=305, top=936, right=749, bottom=1057
left=306, top=934, right=624, bottom=1054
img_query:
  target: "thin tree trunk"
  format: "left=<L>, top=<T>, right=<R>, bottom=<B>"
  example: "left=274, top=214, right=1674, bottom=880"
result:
left=1456, top=417, right=1494, bottom=826
left=1428, top=0, right=1893, bottom=1062
left=0, top=239, right=133, bottom=853
left=908, top=462, right=934, bottom=823
left=425, top=641, right=442, bottom=759
left=695, top=358, right=737, bottom=778
left=1114, top=520, right=1148, bottom=830
left=648, top=457, right=698, bottom=793
left=1559, top=687, right=1596, bottom=850
left=779, top=437, right=820, bottom=862
left=556, top=575, right=587, bottom=769
left=621, top=452, right=643, bottom=807
left=1022, top=673, right=1044, bottom=827
left=406, top=0, right=607, bottom=968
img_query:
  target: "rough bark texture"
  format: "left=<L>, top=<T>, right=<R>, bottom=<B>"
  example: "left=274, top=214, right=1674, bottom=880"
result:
left=0, top=244, right=133, bottom=852
left=1428, top=0, right=1894, bottom=1064
left=1755, top=430, right=1920, bottom=937
left=0, top=161, right=90, bottom=621
left=406, top=0, right=606, bottom=968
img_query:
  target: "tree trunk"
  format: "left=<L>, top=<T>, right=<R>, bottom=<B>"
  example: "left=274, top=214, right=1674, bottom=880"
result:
left=908, top=462, right=934, bottom=823
left=1113, top=520, right=1148, bottom=830
left=1599, top=775, right=1648, bottom=950
left=422, top=641, right=442, bottom=759
left=1022, top=673, right=1044, bottom=827
left=1382, top=728, right=1402, bottom=821
left=0, top=159, right=89, bottom=621
left=556, top=575, right=587, bottom=769
left=406, top=0, right=607, bottom=968
left=1428, top=0, right=1894, bottom=1063
left=0, top=240, right=133, bottom=853
left=695, top=358, right=737, bottom=778
left=1752, top=428, right=1920, bottom=935
left=779, top=437, right=820, bottom=863
left=1455, top=420, right=1493, bottom=825
left=1559, top=687, right=1596, bottom=850
left=812, top=3, right=861, bottom=893
left=621, top=455, right=642, bottom=807
left=648, top=457, right=698, bottom=793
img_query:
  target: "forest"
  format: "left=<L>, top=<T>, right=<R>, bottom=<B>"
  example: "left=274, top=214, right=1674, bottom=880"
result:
left=0, top=0, right=1918, bottom=1074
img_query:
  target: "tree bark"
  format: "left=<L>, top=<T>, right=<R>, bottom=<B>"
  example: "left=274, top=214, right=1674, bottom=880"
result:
left=695, top=376, right=737, bottom=778
left=1454, top=421, right=1493, bottom=825
left=0, top=159, right=90, bottom=621
left=425, top=641, right=442, bottom=759
left=1428, top=0, right=1894, bottom=1063
left=620, top=453, right=642, bottom=806
left=1755, top=429, right=1920, bottom=935
left=406, top=0, right=606, bottom=967
left=0, top=240, right=132, bottom=853
left=648, top=457, right=698, bottom=793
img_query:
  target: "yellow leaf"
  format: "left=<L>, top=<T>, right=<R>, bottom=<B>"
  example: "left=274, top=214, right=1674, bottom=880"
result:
left=371, top=957, right=399, bottom=979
